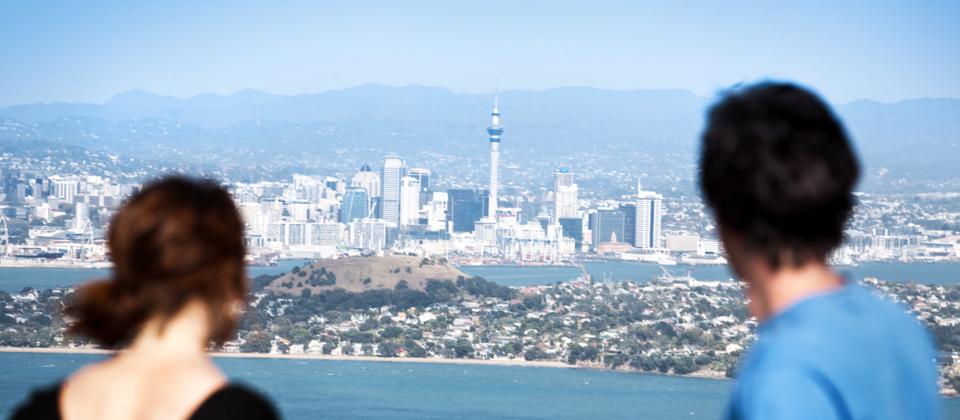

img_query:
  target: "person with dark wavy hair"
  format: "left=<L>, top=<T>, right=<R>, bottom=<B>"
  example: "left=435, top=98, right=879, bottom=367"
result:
left=12, top=177, right=278, bottom=420
left=701, top=82, right=940, bottom=420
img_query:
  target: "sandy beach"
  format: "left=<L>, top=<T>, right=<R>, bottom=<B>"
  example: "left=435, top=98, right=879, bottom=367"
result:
left=0, top=346, right=572, bottom=369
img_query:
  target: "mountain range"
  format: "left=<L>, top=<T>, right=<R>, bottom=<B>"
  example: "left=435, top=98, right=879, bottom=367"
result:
left=0, top=84, right=957, bottom=181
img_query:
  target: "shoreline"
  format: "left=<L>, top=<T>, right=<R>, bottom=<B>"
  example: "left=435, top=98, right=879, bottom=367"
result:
left=7, top=346, right=960, bottom=397
left=0, top=346, right=571, bottom=370
left=0, top=346, right=726, bottom=379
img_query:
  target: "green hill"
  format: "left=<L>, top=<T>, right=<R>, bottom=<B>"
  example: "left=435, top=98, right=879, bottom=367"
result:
left=265, top=255, right=467, bottom=296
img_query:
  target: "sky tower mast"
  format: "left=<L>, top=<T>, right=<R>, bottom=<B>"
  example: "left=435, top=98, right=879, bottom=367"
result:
left=486, top=95, right=503, bottom=219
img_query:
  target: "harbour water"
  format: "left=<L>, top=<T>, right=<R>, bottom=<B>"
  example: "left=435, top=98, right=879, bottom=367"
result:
left=0, top=259, right=311, bottom=293
left=459, top=261, right=960, bottom=286
left=1, top=352, right=958, bottom=419
left=2, top=260, right=960, bottom=293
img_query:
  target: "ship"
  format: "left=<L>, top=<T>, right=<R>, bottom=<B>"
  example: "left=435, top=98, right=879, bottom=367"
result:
left=10, top=247, right=68, bottom=260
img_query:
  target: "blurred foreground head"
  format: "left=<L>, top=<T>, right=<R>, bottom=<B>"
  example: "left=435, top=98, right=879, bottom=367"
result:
left=699, top=82, right=860, bottom=272
left=67, top=176, right=247, bottom=347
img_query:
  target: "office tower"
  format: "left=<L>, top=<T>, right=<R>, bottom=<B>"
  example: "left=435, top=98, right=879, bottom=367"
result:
left=553, top=167, right=574, bottom=192
left=447, top=189, right=488, bottom=232
left=408, top=167, right=432, bottom=207
left=340, top=187, right=369, bottom=223
left=558, top=217, right=584, bottom=251
left=407, top=167, right=431, bottom=192
left=426, top=191, right=449, bottom=231
left=553, top=167, right=578, bottom=222
left=399, top=176, right=421, bottom=226
left=619, top=203, right=637, bottom=247
left=636, top=190, right=663, bottom=249
left=380, top=155, right=405, bottom=226
left=288, top=200, right=311, bottom=222
left=591, top=208, right=626, bottom=251
left=349, top=219, right=387, bottom=251
left=486, top=97, right=503, bottom=218
left=351, top=164, right=381, bottom=199
left=555, top=184, right=579, bottom=220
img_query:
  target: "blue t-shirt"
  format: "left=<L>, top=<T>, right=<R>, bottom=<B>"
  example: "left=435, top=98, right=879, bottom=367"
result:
left=726, top=285, right=941, bottom=420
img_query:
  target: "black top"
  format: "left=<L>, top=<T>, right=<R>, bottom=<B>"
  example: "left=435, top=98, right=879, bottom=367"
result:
left=11, top=382, right=279, bottom=420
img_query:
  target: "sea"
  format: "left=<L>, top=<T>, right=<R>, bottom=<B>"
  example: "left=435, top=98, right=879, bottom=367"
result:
left=3, top=260, right=960, bottom=293
left=1, top=352, right=958, bottom=419
left=2, top=261, right=960, bottom=418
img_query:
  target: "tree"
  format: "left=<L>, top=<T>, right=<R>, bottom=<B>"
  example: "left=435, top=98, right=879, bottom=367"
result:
left=241, top=331, right=272, bottom=353
left=381, top=326, right=404, bottom=339
left=524, top=347, right=549, bottom=361
left=452, top=339, right=474, bottom=358
left=405, top=339, right=427, bottom=357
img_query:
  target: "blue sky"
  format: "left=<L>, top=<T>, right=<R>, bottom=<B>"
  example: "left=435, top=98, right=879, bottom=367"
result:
left=1, top=0, right=957, bottom=106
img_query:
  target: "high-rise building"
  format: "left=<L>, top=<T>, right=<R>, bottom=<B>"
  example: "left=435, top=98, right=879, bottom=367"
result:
left=635, top=190, right=663, bottom=249
left=619, top=203, right=637, bottom=247
left=340, top=187, right=369, bottom=223
left=407, top=167, right=431, bottom=192
left=399, top=176, right=421, bottom=226
left=349, top=219, right=387, bottom=251
left=558, top=217, right=584, bottom=251
left=408, top=167, right=432, bottom=208
left=379, top=155, right=405, bottom=226
left=351, top=164, right=381, bottom=199
left=591, top=208, right=626, bottom=251
left=553, top=167, right=574, bottom=192
left=555, top=184, right=579, bottom=220
left=486, top=98, right=503, bottom=218
left=447, top=189, right=487, bottom=232
left=553, top=167, right=578, bottom=222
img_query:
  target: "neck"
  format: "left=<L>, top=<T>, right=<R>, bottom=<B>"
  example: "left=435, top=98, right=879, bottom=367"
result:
left=127, top=299, right=211, bottom=359
left=745, top=261, right=844, bottom=322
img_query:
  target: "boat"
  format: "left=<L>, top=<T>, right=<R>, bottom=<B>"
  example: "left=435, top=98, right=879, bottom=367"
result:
left=10, top=247, right=67, bottom=260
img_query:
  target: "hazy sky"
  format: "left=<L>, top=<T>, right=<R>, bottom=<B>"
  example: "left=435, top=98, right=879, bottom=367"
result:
left=1, top=0, right=958, bottom=106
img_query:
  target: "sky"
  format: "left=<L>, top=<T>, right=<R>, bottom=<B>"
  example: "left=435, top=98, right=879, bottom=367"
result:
left=1, top=0, right=958, bottom=106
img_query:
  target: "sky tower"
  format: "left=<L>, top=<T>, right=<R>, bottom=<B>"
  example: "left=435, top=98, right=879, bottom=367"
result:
left=486, top=97, right=503, bottom=219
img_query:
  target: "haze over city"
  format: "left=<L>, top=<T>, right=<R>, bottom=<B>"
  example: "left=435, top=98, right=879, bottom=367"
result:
left=2, top=2, right=960, bottom=419
left=2, top=0, right=959, bottom=106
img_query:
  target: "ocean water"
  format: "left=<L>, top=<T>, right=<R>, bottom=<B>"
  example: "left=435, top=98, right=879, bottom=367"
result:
left=2, top=352, right=957, bottom=419
left=0, top=352, right=732, bottom=419
left=0, top=259, right=310, bottom=293
left=460, top=262, right=960, bottom=287
left=3, top=261, right=959, bottom=293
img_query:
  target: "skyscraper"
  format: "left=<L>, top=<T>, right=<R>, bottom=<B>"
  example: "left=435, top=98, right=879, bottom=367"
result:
left=635, top=190, right=663, bottom=249
left=407, top=167, right=431, bottom=192
left=399, top=176, right=421, bottom=226
left=553, top=167, right=574, bottom=192
left=553, top=167, right=578, bottom=222
left=340, top=187, right=369, bottom=223
left=447, top=189, right=487, bottom=232
left=380, top=155, right=405, bottom=226
left=591, top=208, right=626, bottom=251
left=351, top=164, right=381, bottom=198
left=486, top=98, right=503, bottom=219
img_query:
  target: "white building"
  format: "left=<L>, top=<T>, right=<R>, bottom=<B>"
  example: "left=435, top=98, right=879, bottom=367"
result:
left=635, top=189, right=663, bottom=249
left=349, top=219, right=387, bottom=251
left=399, top=176, right=421, bottom=226
left=380, top=156, right=405, bottom=226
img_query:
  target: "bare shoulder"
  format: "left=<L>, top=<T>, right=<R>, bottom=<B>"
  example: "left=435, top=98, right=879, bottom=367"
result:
left=61, top=354, right=227, bottom=420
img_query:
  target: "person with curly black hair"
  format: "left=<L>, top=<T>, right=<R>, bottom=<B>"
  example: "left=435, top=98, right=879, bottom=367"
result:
left=700, top=82, right=940, bottom=420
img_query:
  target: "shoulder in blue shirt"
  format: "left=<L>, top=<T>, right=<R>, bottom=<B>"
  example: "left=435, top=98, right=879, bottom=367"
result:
left=726, top=284, right=941, bottom=420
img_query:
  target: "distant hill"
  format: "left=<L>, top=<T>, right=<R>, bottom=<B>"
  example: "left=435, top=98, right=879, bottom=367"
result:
left=0, top=85, right=957, bottom=181
left=265, top=255, right=468, bottom=296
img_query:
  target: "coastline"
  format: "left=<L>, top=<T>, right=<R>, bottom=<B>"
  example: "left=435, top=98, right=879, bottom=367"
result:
left=0, top=346, right=570, bottom=369
left=0, top=346, right=727, bottom=379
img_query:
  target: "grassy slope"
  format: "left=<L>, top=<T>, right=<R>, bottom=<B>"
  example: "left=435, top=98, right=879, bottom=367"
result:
left=265, top=255, right=467, bottom=295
